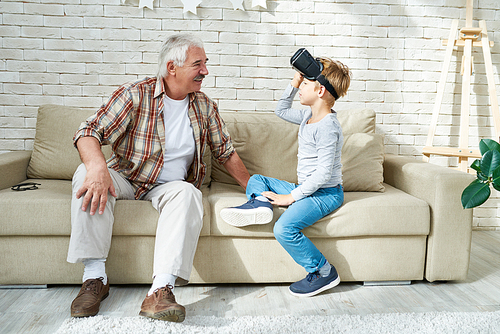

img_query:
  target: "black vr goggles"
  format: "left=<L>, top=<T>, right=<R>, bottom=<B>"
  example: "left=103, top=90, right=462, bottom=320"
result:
left=290, top=48, right=339, bottom=100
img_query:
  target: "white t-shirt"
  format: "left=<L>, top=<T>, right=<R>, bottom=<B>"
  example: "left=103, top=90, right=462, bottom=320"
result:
left=157, top=95, right=196, bottom=183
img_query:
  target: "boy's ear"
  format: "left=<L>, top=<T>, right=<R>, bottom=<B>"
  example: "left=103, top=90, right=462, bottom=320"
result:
left=317, top=85, right=327, bottom=98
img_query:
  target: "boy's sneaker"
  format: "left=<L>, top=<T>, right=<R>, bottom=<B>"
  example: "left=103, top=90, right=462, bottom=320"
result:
left=289, top=265, right=340, bottom=297
left=220, top=198, right=273, bottom=227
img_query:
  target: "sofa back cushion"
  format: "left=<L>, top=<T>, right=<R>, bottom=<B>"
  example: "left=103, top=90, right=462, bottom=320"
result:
left=212, top=109, right=385, bottom=192
left=336, top=108, right=376, bottom=134
left=27, top=105, right=212, bottom=185
left=27, top=105, right=112, bottom=180
left=214, top=112, right=300, bottom=184
left=342, top=132, right=385, bottom=192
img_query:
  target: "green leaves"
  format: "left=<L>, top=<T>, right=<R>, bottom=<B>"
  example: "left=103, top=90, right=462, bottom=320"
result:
left=479, top=139, right=500, bottom=155
left=462, top=179, right=491, bottom=209
left=461, top=139, right=500, bottom=209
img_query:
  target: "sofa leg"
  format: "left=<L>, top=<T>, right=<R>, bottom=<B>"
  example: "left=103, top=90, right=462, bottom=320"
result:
left=0, top=285, right=48, bottom=289
left=363, top=281, right=411, bottom=286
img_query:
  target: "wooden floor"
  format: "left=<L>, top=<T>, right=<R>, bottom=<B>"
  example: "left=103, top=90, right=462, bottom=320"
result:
left=2, top=231, right=500, bottom=333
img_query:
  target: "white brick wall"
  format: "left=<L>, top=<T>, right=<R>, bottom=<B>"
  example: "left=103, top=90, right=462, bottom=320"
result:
left=1, top=0, right=500, bottom=229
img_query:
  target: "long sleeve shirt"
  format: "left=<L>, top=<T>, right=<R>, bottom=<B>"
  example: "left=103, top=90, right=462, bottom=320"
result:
left=275, top=84, right=343, bottom=201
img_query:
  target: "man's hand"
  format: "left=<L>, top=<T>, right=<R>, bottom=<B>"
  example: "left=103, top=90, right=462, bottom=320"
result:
left=262, top=191, right=295, bottom=206
left=75, top=136, right=117, bottom=215
left=76, top=164, right=117, bottom=215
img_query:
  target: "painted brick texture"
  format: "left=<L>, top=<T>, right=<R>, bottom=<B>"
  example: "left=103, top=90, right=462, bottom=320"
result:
left=1, top=0, right=500, bottom=228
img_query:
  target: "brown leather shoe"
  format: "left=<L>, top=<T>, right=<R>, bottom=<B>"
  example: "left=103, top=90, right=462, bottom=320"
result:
left=139, top=285, right=186, bottom=322
left=71, top=277, right=109, bottom=317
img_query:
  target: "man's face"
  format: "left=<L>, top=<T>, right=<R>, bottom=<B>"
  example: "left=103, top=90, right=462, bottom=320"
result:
left=173, top=46, right=209, bottom=97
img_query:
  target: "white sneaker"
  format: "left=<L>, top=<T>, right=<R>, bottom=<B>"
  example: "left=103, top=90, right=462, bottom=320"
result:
left=220, top=198, right=273, bottom=227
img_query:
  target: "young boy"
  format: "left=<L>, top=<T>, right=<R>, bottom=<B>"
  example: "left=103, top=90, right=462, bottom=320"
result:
left=221, top=55, right=351, bottom=297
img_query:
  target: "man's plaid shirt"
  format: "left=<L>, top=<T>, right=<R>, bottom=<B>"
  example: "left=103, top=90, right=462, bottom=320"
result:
left=74, top=77, right=235, bottom=199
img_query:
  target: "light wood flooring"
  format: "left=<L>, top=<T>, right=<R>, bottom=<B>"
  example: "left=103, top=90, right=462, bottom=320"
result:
left=1, top=230, right=500, bottom=334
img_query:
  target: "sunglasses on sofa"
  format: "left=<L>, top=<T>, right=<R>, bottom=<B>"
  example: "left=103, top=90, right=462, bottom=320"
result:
left=11, top=182, right=41, bottom=191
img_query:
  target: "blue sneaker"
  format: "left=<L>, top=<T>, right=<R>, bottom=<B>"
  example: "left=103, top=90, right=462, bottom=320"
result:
left=289, top=265, right=340, bottom=297
left=220, top=198, right=273, bottom=227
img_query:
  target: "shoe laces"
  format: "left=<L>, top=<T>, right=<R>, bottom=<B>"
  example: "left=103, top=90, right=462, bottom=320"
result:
left=153, top=284, right=175, bottom=298
left=83, top=277, right=105, bottom=295
left=306, top=272, right=321, bottom=283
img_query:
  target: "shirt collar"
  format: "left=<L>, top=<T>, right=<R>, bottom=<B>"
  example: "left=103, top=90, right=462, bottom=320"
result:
left=154, top=76, right=195, bottom=103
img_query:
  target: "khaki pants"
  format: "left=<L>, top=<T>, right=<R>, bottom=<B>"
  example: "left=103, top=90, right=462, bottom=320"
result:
left=67, top=164, right=203, bottom=282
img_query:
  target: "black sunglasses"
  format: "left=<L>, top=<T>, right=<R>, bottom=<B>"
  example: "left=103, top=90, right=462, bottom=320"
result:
left=11, top=182, right=41, bottom=191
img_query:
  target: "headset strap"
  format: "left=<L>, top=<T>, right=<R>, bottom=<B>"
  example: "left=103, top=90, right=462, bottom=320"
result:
left=317, top=75, right=339, bottom=100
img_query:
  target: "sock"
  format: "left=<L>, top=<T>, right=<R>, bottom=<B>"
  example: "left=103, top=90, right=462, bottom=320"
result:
left=82, top=258, right=108, bottom=285
left=148, top=273, right=177, bottom=296
left=255, top=196, right=269, bottom=202
left=319, top=260, right=331, bottom=277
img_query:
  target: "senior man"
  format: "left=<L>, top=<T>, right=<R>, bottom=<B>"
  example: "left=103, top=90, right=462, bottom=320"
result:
left=67, top=34, right=250, bottom=322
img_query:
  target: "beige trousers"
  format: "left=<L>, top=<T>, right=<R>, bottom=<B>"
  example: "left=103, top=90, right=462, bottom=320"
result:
left=67, top=164, right=203, bottom=282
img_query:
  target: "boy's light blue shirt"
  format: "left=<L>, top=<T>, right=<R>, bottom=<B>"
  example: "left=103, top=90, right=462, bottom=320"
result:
left=275, top=84, right=343, bottom=201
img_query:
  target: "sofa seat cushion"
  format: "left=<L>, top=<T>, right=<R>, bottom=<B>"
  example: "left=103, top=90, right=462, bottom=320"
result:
left=208, top=182, right=430, bottom=238
left=0, top=179, right=211, bottom=237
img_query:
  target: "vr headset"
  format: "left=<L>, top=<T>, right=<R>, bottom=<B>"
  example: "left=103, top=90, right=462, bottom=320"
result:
left=290, top=48, right=339, bottom=100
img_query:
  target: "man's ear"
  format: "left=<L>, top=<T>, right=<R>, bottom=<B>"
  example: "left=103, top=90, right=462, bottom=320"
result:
left=166, top=61, right=176, bottom=76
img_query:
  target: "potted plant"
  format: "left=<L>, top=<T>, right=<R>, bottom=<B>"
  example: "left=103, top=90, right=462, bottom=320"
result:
left=461, top=139, right=500, bottom=209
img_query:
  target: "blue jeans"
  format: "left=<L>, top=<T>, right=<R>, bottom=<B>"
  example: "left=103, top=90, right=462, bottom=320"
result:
left=246, top=174, right=344, bottom=273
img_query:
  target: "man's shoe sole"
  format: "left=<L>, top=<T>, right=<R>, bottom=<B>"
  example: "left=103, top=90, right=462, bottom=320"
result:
left=71, top=292, right=109, bottom=317
left=220, top=207, right=273, bottom=227
left=139, top=308, right=186, bottom=322
left=289, top=275, right=341, bottom=298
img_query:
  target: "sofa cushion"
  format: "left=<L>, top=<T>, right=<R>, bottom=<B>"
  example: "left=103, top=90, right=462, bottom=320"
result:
left=208, top=182, right=429, bottom=238
left=0, top=179, right=211, bottom=237
left=27, top=104, right=211, bottom=186
left=27, top=105, right=112, bottom=180
left=336, top=108, right=376, bottom=134
left=212, top=112, right=300, bottom=184
left=342, top=133, right=385, bottom=192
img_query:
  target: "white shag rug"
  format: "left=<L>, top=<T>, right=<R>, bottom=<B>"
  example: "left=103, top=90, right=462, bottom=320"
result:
left=56, top=311, right=500, bottom=334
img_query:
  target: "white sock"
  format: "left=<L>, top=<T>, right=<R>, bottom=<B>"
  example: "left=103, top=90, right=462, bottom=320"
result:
left=82, top=258, right=108, bottom=285
left=319, top=260, right=331, bottom=277
left=148, top=273, right=177, bottom=296
left=255, top=196, right=269, bottom=202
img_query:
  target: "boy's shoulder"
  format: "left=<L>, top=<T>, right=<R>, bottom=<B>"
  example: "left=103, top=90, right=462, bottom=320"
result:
left=318, top=113, right=343, bottom=135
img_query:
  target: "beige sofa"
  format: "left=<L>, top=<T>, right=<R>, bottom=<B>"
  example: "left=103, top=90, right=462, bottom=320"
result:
left=0, top=104, right=474, bottom=286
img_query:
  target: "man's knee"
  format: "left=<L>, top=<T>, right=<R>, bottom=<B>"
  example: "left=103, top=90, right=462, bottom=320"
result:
left=172, top=181, right=202, bottom=200
left=154, top=181, right=202, bottom=210
left=72, top=163, right=87, bottom=188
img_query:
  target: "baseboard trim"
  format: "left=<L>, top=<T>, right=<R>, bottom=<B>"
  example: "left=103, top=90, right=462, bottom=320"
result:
left=0, top=284, right=48, bottom=289
left=363, top=281, right=412, bottom=286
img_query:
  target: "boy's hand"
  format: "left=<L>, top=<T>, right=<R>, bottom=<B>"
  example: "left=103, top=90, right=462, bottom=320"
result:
left=262, top=191, right=295, bottom=206
left=291, top=72, right=303, bottom=89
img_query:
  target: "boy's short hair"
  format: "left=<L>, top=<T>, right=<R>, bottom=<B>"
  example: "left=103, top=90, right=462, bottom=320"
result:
left=317, top=58, right=351, bottom=106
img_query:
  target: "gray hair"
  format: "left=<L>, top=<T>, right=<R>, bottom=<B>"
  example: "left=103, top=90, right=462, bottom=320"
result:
left=157, top=34, right=204, bottom=79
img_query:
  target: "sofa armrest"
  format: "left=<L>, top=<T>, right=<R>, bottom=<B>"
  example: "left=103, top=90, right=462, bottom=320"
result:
left=383, top=153, right=475, bottom=282
left=0, top=151, right=32, bottom=190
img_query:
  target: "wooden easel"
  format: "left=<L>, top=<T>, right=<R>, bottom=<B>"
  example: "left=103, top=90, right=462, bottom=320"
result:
left=422, top=0, right=500, bottom=172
